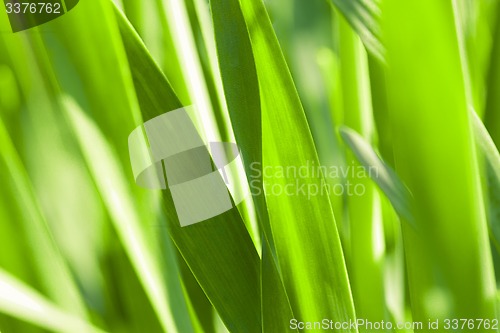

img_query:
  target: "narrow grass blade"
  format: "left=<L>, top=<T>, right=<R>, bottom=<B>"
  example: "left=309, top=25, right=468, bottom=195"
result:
left=0, top=117, right=88, bottom=318
left=328, top=0, right=384, bottom=62
left=239, top=0, right=356, bottom=325
left=484, top=3, right=500, bottom=147
left=337, top=14, right=386, bottom=327
left=160, top=0, right=220, bottom=144
left=470, top=110, right=500, bottom=250
left=339, top=126, right=415, bottom=227
left=63, top=97, right=185, bottom=333
left=210, top=1, right=296, bottom=331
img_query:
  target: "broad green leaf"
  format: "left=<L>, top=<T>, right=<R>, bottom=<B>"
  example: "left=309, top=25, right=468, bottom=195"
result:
left=192, top=0, right=234, bottom=141
left=115, top=7, right=262, bottom=332
left=195, top=0, right=261, bottom=246
left=239, top=0, right=356, bottom=326
left=384, top=0, right=496, bottom=322
left=328, top=0, right=385, bottom=62
left=210, top=1, right=296, bottom=331
left=339, top=126, right=415, bottom=226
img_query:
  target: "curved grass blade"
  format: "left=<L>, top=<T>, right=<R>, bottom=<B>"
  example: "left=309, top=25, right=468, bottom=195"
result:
left=0, top=116, right=88, bottom=318
left=339, top=126, right=415, bottom=227
left=209, top=0, right=296, bottom=331
left=470, top=110, right=500, bottom=251
left=239, top=0, right=356, bottom=325
left=114, top=7, right=262, bottom=332
left=484, top=2, right=500, bottom=149
left=63, top=96, right=184, bottom=333
left=328, top=0, right=385, bottom=62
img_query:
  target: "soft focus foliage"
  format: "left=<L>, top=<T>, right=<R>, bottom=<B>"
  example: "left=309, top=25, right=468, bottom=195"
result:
left=0, top=0, right=500, bottom=332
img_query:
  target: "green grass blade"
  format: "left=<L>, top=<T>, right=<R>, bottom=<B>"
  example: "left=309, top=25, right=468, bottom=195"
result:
left=471, top=110, right=500, bottom=251
left=328, top=0, right=384, bottom=62
left=384, top=0, right=497, bottom=324
left=209, top=1, right=296, bottom=331
left=337, top=14, right=386, bottom=328
left=160, top=0, right=220, bottom=143
left=484, top=3, right=500, bottom=148
left=115, top=8, right=262, bottom=331
left=339, top=126, right=415, bottom=226
left=0, top=116, right=88, bottom=318
left=239, top=0, right=356, bottom=325
left=63, top=96, right=185, bottom=333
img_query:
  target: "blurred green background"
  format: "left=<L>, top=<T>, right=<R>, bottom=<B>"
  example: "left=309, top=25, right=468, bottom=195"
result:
left=1, top=0, right=500, bottom=332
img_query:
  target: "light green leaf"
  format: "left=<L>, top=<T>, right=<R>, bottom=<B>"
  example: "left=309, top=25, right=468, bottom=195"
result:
left=63, top=96, right=184, bottom=333
left=0, top=116, right=88, bottom=318
left=339, top=126, right=415, bottom=227
left=239, top=0, right=356, bottom=326
left=384, top=0, right=496, bottom=321
left=209, top=0, right=296, bottom=331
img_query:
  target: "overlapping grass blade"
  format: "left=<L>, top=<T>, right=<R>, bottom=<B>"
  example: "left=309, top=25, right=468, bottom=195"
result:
left=114, top=7, right=262, bottom=332
left=0, top=116, right=88, bottom=318
left=210, top=1, right=296, bottom=331
left=337, top=14, right=386, bottom=327
left=339, top=126, right=415, bottom=226
left=471, top=110, right=500, bottom=250
left=9, top=2, right=193, bottom=331
left=484, top=2, right=500, bottom=147
left=238, top=0, right=356, bottom=326
left=328, top=0, right=384, bottom=62
left=63, top=96, right=185, bottom=333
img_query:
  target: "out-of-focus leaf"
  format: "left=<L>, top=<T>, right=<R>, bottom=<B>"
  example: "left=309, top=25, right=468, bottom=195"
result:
left=471, top=110, right=500, bottom=250
left=0, top=269, right=105, bottom=333
left=63, top=96, right=185, bottom=333
left=328, top=0, right=385, bottom=62
left=384, top=0, right=496, bottom=322
left=337, top=15, right=386, bottom=327
left=484, top=2, right=500, bottom=147
left=339, top=126, right=415, bottom=227
left=0, top=116, right=88, bottom=318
